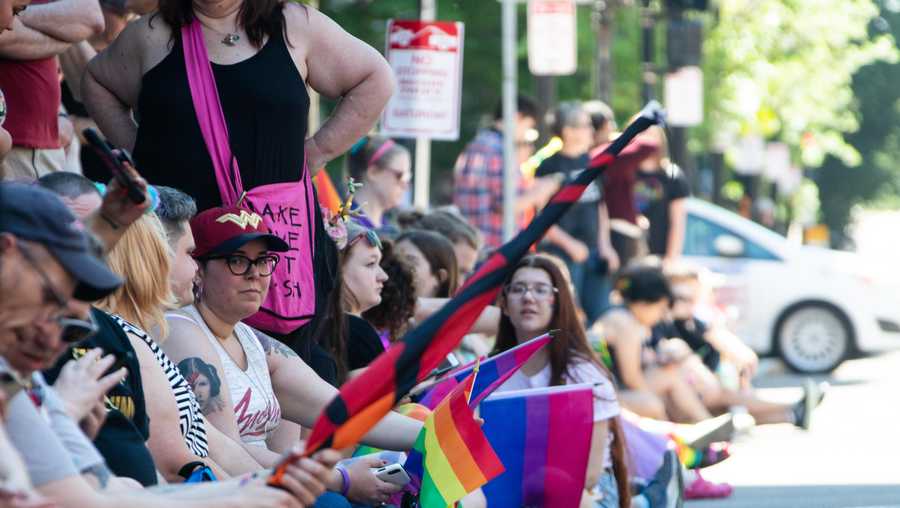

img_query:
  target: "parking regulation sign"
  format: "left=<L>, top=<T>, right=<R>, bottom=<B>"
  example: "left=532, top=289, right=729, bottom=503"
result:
left=382, top=20, right=465, bottom=141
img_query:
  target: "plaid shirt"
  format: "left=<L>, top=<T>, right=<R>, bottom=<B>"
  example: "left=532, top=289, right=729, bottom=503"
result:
left=452, top=128, right=525, bottom=249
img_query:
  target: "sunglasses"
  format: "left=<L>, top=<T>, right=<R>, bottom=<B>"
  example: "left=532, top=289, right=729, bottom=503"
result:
left=58, top=314, right=99, bottom=344
left=348, top=229, right=382, bottom=250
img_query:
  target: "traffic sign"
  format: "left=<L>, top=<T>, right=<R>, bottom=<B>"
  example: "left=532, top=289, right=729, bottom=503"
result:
left=382, top=20, right=465, bottom=141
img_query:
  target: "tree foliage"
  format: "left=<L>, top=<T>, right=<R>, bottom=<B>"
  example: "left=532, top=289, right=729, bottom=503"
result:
left=697, top=0, right=897, bottom=168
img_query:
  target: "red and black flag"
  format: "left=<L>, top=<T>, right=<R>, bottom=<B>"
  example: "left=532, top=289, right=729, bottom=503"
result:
left=302, top=102, right=665, bottom=455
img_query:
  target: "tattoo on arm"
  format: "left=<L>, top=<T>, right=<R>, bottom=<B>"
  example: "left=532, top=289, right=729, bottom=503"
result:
left=83, top=463, right=112, bottom=489
left=177, top=357, right=225, bottom=415
left=254, top=331, right=298, bottom=359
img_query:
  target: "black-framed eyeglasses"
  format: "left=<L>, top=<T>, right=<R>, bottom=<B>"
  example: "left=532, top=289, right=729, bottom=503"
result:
left=504, top=282, right=558, bottom=300
left=58, top=313, right=99, bottom=343
left=208, top=253, right=280, bottom=277
left=19, top=242, right=69, bottom=317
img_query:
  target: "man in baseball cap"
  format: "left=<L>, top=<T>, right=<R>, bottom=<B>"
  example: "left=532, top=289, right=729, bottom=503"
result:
left=0, top=182, right=122, bottom=330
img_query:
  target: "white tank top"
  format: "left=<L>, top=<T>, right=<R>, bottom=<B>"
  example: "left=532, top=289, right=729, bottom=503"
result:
left=176, top=306, right=282, bottom=448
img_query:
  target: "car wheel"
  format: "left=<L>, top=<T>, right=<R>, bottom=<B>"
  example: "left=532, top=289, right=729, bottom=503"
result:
left=775, top=303, right=852, bottom=374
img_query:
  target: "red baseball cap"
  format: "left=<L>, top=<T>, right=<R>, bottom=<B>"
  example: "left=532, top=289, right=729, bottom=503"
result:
left=190, top=206, right=290, bottom=259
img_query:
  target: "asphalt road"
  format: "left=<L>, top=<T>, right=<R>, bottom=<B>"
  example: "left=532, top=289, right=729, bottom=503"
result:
left=685, top=351, right=900, bottom=508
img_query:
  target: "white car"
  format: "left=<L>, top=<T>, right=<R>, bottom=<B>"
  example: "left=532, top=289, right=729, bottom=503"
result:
left=683, top=198, right=900, bottom=373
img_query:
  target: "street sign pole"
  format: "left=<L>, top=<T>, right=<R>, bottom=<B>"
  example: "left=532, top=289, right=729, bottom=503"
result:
left=414, top=0, right=437, bottom=209
left=501, top=0, right=518, bottom=242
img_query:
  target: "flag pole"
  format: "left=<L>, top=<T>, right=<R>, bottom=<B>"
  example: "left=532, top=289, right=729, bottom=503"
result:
left=466, top=357, right=482, bottom=405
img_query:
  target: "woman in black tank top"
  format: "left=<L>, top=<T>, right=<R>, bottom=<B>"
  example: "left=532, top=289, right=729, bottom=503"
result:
left=133, top=17, right=308, bottom=212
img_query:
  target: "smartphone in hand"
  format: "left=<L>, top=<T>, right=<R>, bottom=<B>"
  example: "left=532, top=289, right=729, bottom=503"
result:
left=82, top=128, right=146, bottom=204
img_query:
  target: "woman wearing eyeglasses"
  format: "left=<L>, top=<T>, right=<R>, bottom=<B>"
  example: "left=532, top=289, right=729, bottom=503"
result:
left=346, top=136, right=411, bottom=232
left=493, top=253, right=631, bottom=508
left=164, top=206, right=421, bottom=507
left=93, top=213, right=235, bottom=482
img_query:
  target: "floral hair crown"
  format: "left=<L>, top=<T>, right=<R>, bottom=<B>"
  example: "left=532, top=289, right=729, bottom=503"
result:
left=323, top=177, right=369, bottom=250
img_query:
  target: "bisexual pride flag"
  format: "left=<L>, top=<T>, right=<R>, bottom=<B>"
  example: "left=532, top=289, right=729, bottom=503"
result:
left=481, top=385, right=595, bottom=508
left=416, top=333, right=553, bottom=409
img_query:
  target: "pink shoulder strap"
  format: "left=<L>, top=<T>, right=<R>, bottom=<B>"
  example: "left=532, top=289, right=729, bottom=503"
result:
left=181, top=19, right=243, bottom=206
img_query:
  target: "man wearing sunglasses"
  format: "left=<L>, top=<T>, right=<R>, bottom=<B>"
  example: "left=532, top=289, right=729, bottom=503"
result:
left=0, top=183, right=337, bottom=508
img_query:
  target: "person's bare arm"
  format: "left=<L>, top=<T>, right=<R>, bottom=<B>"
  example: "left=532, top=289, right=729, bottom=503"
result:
left=0, top=17, right=70, bottom=60
left=665, top=198, right=686, bottom=262
left=82, top=18, right=147, bottom=151
left=288, top=5, right=395, bottom=172
left=415, top=299, right=501, bottom=336
left=583, top=420, right=609, bottom=492
left=518, top=175, right=562, bottom=212
left=203, top=416, right=266, bottom=476
left=598, top=202, right=619, bottom=272
left=128, top=331, right=230, bottom=482
left=84, top=162, right=152, bottom=253
left=18, top=0, right=104, bottom=44
left=605, top=317, right=649, bottom=390
left=59, top=41, right=98, bottom=102
left=38, top=470, right=310, bottom=508
left=254, top=332, right=422, bottom=451
left=125, top=0, right=158, bottom=15
left=544, top=226, right=589, bottom=263
left=162, top=316, right=283, bottom=468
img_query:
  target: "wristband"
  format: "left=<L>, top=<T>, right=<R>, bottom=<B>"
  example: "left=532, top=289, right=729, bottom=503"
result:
left=336, top=466, right=350, bottom=497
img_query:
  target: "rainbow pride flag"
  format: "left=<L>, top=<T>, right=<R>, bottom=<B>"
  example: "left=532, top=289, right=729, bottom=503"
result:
left=416, top=333, right=553, bottom=409
left=481, top=385, right=594, bottom=508
left=405, top=373, right=505, bottom=508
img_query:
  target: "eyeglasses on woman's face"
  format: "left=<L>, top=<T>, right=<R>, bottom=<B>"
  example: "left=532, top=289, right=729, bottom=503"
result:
left=209, top=253, right=280, bottom=277
left=504, top=282, right=558, bottom=300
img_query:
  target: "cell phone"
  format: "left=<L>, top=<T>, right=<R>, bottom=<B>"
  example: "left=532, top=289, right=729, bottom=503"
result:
left=82, top=128, right=146, bottom=204
left=372, top=463, right=411, bottom=488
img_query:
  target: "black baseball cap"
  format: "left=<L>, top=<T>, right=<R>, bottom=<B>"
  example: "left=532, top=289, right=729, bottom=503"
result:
left=0, top=183, right=123, bottom=301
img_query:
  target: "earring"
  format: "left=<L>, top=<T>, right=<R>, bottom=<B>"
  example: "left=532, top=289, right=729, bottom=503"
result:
left=193, top=278, right=203, bottom=302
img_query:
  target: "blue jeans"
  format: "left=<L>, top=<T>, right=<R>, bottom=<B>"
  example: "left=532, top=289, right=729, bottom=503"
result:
left=567, top=250, right=612, bottom=326
left=595, top=470, right=620, bottom=508
left=313, top=492, right=351, bottom=508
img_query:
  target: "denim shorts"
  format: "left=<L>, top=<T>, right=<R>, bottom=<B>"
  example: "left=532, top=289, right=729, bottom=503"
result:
left=596, top=470, right=620, bottom=508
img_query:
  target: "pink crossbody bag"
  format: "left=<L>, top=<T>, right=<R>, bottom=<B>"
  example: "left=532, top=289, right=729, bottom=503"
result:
left=182, top=19, right=316, bottom=333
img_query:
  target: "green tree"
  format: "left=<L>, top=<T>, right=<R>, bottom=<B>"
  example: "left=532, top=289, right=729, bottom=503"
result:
left=696, top=0, right=896, bottom=168
left=816, top=5, right=900, bottom=246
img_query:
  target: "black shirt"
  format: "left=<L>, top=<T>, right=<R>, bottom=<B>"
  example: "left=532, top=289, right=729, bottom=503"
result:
left=43, top=308, right=158, bottom=486
left=535, top=152, right=602, bottom=260
left=653, top=317, right=720, bottom=371
left=634, top=164, right=690, bottom=256
left=346, top=315, right=385, bottom=371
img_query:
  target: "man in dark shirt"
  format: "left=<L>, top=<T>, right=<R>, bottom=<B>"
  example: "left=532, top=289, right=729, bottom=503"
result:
left=44, top=308, right=158, bottom=486
left=536, top=102, right=615, bottom=324
left=634, top=128, right=691, bottom=260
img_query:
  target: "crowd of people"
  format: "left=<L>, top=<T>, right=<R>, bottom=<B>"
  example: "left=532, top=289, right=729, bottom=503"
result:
left=0, top=1, right=825, bottom=507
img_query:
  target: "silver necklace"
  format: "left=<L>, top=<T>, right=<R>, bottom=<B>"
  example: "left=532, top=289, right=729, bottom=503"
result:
left=197, top=18, right=241, bottom=46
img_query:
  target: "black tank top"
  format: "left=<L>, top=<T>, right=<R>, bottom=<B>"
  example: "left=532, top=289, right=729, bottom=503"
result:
left=133, top=22, right=310, bottom=212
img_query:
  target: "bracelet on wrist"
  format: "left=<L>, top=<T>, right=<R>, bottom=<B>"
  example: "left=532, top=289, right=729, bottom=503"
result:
left=336, top=466, right=350, bottom=497
left=99, top=211, right=121, bottom=230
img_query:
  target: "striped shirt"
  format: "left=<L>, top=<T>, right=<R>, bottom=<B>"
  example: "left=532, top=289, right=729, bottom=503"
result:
left=112, top=315, right=209, bottom=458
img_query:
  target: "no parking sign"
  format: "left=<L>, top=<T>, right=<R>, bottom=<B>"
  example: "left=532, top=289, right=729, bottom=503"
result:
left=382, top=20, right=465, bottom=141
